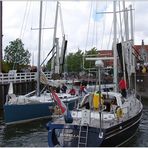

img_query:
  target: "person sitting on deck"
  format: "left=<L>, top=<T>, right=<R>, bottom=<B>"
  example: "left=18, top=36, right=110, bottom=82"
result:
left=68, top=86, right=76, bottom=95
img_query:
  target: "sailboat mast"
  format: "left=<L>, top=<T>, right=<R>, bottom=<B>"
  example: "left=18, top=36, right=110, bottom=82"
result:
left=130, top=4, right=136, bottom=91
left=37, top=1, right=43, bottom=96
left=113, top=0, right=117, bottom=92
left=51, top=1, right=59, bottom=74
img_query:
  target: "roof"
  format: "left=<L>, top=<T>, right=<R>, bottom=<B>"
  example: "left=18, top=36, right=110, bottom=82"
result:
left=133, top=45, right=148, bottom=53
left=98, top=50, right=113, bottom=57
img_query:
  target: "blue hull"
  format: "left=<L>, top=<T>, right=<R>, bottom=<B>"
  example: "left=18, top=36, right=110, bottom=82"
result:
left=46, top=110, right=142, bottom=147
left=4, top=99, right=78, bottom=125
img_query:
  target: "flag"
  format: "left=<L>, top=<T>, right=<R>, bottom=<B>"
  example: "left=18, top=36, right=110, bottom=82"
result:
left=51, top=90, right=67, bottom=114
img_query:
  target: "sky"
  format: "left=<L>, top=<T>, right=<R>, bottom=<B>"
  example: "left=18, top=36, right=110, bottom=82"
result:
left=2, top=0, right=148, bottom=66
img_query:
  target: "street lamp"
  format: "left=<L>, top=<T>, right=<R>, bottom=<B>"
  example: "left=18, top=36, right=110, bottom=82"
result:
left=95, top=60, right=104, bottom=139
left=95, top=60, right=104, bottom=92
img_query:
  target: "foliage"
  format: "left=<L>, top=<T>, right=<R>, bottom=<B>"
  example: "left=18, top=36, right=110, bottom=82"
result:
left=46, top=47, right=99, bottom=73
left=84, top=47, right=98, bottom=70
left=4, top=38, right=31, bottom=70
left=66, top=49, right=84, bottom=72
left=2, top=61, right=12, bottom=73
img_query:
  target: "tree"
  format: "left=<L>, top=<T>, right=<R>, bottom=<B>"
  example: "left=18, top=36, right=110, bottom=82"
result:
left=67, top=49, right=83, bottom=72
left=4, top=38, right=31, bottom=69
left=84, top=47, right=98, bottom=69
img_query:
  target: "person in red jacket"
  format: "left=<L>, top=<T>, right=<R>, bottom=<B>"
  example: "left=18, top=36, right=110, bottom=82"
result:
left=69, top=87, right=76, bottom=95
left=119, top=77, right=127, bottom=98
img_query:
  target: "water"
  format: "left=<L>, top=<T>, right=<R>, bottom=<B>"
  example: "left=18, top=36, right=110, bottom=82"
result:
left=0, top=98, right=148, bottom=147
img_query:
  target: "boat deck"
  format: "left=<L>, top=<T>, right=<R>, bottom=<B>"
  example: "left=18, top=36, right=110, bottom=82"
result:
left=52, top=95, right=142, bottom=129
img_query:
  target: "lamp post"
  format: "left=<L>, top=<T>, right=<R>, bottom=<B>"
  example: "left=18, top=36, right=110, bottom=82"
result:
left=95, top=60, right=104, bottom=138
left=95, top=60, right=104, bottom=92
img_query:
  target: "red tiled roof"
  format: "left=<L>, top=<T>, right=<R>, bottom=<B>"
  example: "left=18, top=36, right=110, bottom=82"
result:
left=98, top=50, right=113, bottom=57
left=133, top=45, right=148, bottom=53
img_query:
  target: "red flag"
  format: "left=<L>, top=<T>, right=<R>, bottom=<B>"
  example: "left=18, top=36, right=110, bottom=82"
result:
left=51, top=90, right=67, bottom=114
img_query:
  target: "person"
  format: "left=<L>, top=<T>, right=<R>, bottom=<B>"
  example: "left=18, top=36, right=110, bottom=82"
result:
left=69, top=87, right=76, bottom=95
left=118, top=77, right=127, bottom=98
left=79, top=83, right=88, bottom=96
left=61, top=83, right=67, bottom=93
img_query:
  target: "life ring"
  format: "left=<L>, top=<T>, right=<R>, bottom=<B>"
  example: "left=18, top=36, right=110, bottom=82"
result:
left=115, top=106, right=123, bottom=118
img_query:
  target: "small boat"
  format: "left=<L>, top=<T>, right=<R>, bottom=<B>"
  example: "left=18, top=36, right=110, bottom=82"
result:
left=4, top=84, right=80, bottom=125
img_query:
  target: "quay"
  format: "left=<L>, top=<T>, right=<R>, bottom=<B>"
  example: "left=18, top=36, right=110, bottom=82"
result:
left=0, top=72, right=51, bottom=109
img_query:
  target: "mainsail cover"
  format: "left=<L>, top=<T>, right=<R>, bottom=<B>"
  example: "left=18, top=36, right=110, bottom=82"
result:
left=117, top=43, right=128, bottom=78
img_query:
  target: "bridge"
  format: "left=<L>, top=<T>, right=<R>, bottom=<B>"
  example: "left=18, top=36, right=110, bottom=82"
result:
left=0, top=71, right=51, bottom=84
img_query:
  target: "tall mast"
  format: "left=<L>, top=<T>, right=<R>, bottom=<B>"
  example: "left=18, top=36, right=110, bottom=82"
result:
left=37, top=1, right=43, bottom=96
left=51, top=1, right=59, bottom=74
left=113, top=0, right=117, bottom=92
left=0, top=1, right=2, bottom=72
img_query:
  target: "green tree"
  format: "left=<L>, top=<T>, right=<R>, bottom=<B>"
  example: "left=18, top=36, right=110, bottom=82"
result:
left=84, top=47, right=98, bottom=69
left=67, top=49, right=83, bottom=72
left=4, top=38, right=31, bottom=70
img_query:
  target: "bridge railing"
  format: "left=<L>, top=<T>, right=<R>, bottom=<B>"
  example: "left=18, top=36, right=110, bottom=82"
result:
left=0, top=72, right=51, bottom=84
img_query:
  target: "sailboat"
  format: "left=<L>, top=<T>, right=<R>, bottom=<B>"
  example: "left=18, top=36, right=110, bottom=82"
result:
left=3, top=1, right=80, bottom=125
left=46, top=1, right=143, bottom=147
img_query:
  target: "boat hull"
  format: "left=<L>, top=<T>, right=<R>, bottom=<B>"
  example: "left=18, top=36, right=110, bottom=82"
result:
left=46, top=109, right=142, bottom=147
left=4, top=98, right=78, bottom=125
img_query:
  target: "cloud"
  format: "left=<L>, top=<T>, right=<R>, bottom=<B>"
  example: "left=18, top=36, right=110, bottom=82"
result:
left=2, top=1, right=148, bottom=65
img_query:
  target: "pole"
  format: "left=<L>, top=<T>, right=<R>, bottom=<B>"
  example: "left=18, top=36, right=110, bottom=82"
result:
left=51, top=1, right=59, bottom=74
left=130, top=4, right=136, bottom=92
left=37, top=1, right=43, bottom=96
left=0, top=1, right=2, bottom=72
left=113, top=0, right=117, bottom=92
left=98, top=67, right=103, bottom=138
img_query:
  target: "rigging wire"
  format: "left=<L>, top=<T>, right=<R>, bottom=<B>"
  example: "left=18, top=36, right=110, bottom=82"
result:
left=107, top=20, right=113, bottom=50
left=100, top=1, right=107, bottom=50
left=13, top=1, right=31, bottom=69
left=20, top=1, right=31, bottom=40
left=85, top=1, right=93, bottom=51
left=91, top=1, right=95, bottom=47
left=19, top=1, right=29, bottom=38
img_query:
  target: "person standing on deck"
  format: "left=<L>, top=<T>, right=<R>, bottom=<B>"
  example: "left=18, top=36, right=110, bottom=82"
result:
left=118, top=77, right=127, bottom=98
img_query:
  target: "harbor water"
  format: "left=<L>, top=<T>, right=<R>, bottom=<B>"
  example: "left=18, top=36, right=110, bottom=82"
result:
left=0, top=98, right=148, bottom=147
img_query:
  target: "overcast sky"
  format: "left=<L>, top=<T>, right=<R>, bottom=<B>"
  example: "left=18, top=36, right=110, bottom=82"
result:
left=2, top=1, right=148, bottom=66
